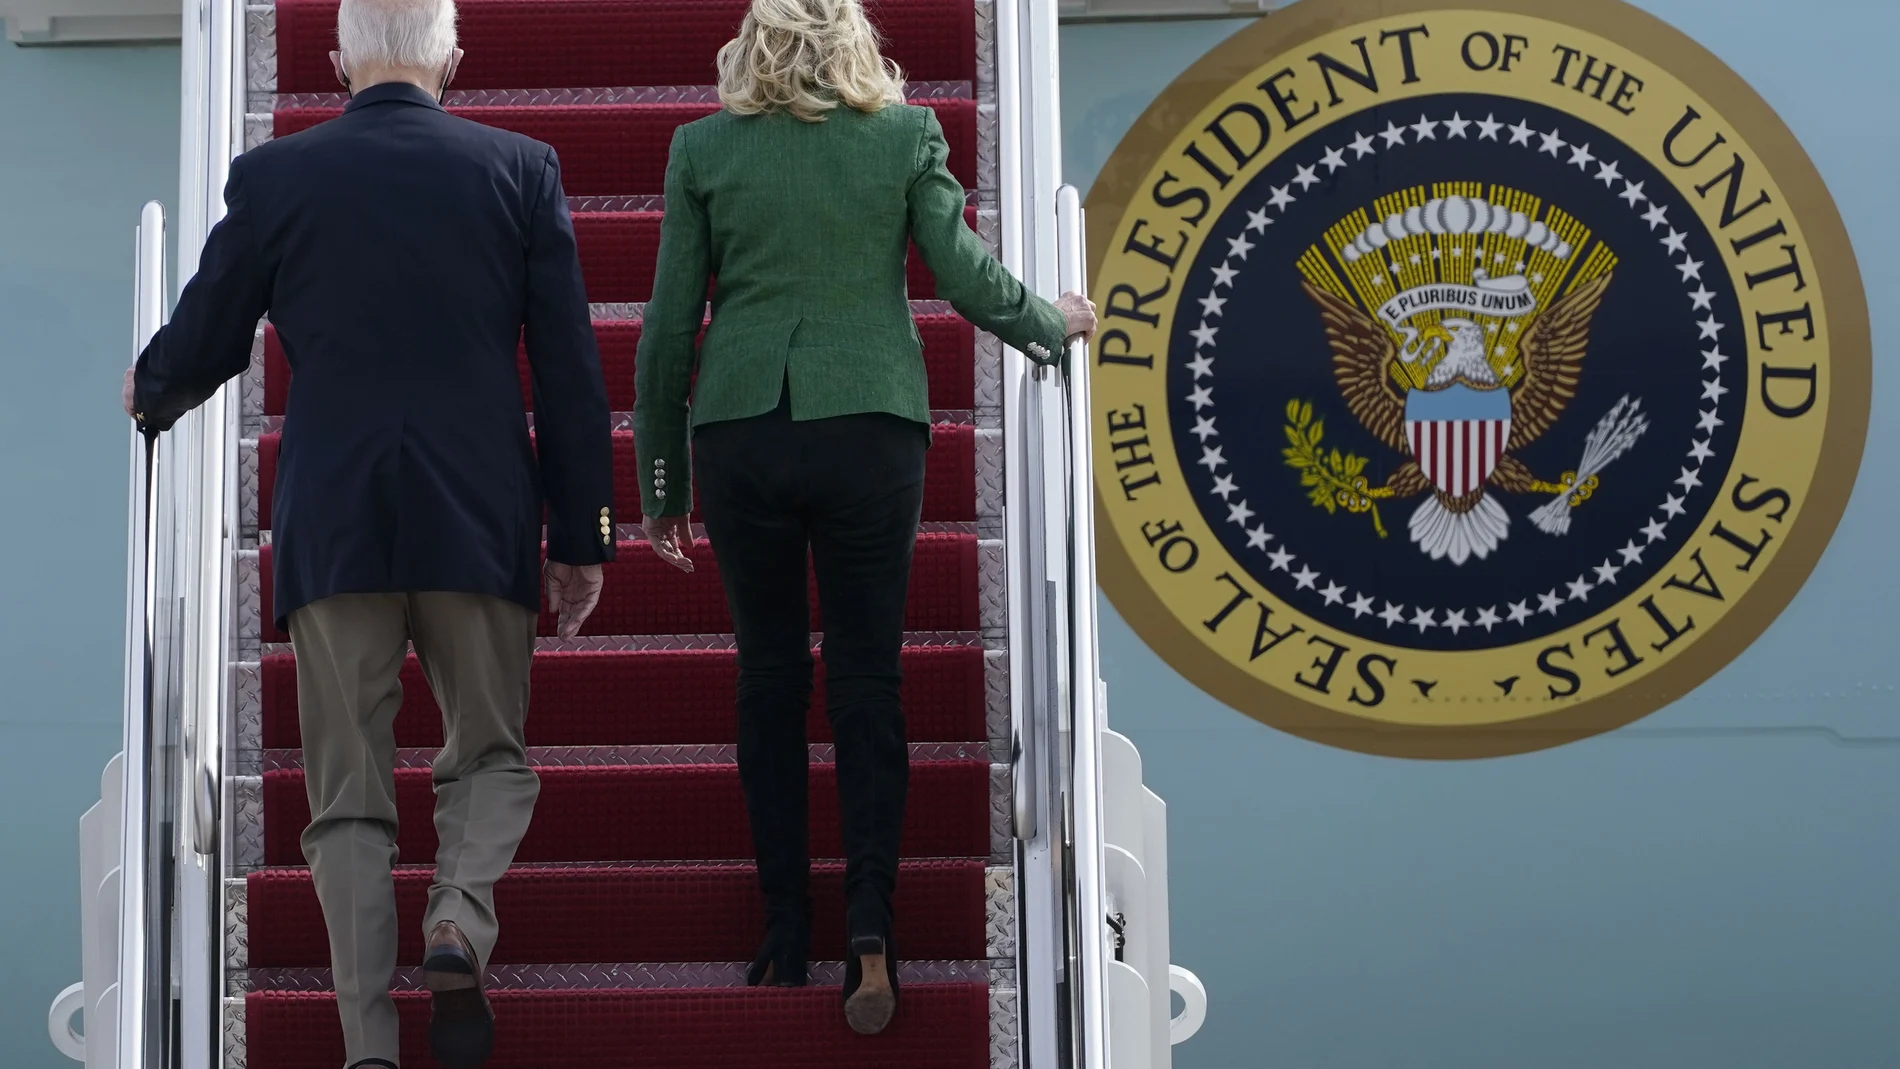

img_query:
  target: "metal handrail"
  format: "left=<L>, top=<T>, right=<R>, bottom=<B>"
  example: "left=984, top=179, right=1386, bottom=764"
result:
left=1018, top=13, right=1084, bottom=1065
left=1054, top=182, right=1110, bottom=1069
left=109, top=3, right=243, bottom=1064
left=999, top=2, right=1114, bottom=1066
left=997, top=6, right=1074, bottom=1068
left=116, top=199, right=169, bottom=1069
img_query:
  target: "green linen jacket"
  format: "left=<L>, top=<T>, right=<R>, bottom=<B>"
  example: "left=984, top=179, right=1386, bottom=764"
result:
left=631, top=103, right=1069, bottom=518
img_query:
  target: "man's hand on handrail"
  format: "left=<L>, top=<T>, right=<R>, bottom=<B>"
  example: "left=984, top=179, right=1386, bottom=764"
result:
left=123, top=366, right=137, bottom=419
left=1056, top=291, right=1098, bottom=346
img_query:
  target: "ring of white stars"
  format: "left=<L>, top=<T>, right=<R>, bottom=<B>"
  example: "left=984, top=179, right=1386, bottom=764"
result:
left=1184, top=110, right=1735, bottom=639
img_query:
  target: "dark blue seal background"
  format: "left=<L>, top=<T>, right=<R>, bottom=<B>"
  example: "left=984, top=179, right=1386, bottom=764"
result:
left=1167, top=93, right=1746, bottom=652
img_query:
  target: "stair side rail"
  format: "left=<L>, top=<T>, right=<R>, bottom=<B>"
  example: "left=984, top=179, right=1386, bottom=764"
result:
left=172, top=0, right=245, bottom=1061
left=1043, top=74, right=1210, bottom=1069
left=111, top=200, right=173, bottom=1069
left=1005, top=1, right=1118, bottom=1064
left=1051, top=168, right=1209, bottom=1069
left=49, top=202, right=165, bottom=1067
left=997, top=4, right=1076, bottom=1069
left=1001, top=2, right=1113, bottom=1067
left=1053, top=182, right=1113, bottom=1069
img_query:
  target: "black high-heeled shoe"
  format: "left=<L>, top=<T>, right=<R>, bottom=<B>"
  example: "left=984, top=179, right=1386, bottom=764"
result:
left=842, top=931, right=899, bottom=1035
left=746, top=914, right=810, bottom=988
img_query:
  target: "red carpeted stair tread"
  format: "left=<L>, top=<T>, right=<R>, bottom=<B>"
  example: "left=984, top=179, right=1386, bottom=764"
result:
left=261, top=310, right=977, bottom=415
left=260, top=759, right=992, bottom=866
left=272, top=99, right=978, bottom=194
left=255, top=424, right=978, bottom=528
left=247, top=858, right=986, bottom=967
left=259, top=645, right=986, bottom=748
left=257, top=204, right=979, bottom=332
left=246, top=983, right=990, bottom=1069
left=274, top=0, right=977, bottom=92
left=254, top=5, right=996, bottom=1065
left=256, top=535, right=980, bottom=641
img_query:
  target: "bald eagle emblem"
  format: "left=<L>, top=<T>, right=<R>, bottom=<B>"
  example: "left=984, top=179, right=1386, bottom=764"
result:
left=1288, top=186, right=1650, bottom=565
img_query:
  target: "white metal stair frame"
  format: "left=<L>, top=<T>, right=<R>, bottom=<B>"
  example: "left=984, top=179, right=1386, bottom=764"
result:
left=50, top=755, right=126, bottom=1065
left=998, top=3, right=1101, bottom=1067
left=52, top=196, right=177, bottom=1068
left=53, top=0, right=242, bottom=1057
left=1002, top=8, right=1206, bottom=1065
left=55, top=1, right=1208, bottom=1066
left=1102, top=721, right=1208, bottom=1064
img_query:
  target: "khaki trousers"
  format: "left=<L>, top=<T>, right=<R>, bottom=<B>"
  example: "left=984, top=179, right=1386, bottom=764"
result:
left=287, top=592, right=540, bottom=1066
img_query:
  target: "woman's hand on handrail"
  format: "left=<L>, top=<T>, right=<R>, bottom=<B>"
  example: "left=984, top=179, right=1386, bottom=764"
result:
left=642, top=514, right=697, bottom=574
left=1056, top=291, right=1097, bottom=346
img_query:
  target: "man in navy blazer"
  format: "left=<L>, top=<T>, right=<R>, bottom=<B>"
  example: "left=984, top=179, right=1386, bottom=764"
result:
left=126, top=0, right=613, bottom=1064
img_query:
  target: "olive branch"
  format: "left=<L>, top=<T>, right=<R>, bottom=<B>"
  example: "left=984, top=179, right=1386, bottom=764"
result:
left=1282, top=399, right=1390, bottom=539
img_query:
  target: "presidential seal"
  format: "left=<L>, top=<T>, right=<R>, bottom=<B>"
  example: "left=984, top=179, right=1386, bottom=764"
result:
left=1087, top=0, right=1869, bottom=757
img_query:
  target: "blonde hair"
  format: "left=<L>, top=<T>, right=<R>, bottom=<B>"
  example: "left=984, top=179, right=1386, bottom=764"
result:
left=716, top=0, right=905, bottom=123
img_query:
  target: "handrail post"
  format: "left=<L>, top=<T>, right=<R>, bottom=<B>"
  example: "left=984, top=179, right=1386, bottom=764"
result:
left=117, top=201, right=170, bottom=1069
left=1055, top=182, right=1110, bottom=1069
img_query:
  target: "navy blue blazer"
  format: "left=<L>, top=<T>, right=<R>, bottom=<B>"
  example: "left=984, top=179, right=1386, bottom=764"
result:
left=134, top=82, right=616, bottom=629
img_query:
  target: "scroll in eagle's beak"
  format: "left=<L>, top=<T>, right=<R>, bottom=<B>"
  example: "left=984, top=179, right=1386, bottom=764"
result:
left=1412, top=323, right=1455, bottom=360
left=1398, top=322, right=1457, bottom=365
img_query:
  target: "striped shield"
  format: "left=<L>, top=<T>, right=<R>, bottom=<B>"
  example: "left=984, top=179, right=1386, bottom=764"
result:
left=1403, top=384, right=1514, bottom=498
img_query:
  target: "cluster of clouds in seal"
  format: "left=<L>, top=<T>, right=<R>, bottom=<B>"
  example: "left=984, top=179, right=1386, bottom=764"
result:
left=1340, top=195, right=1575, bottom=265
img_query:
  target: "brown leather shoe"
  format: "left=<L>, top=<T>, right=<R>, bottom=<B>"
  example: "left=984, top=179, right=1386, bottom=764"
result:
left=423, top=921, right=494, bottom=1068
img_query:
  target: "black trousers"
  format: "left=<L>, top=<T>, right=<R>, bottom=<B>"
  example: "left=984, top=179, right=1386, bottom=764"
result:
left=693, top=392, right=928, bottom=942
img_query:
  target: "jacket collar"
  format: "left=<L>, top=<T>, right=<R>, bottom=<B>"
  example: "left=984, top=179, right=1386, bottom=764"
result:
left=343, top=81, right=446, bottom=114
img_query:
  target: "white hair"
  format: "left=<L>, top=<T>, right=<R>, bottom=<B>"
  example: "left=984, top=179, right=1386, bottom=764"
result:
left=336, top=0, right=458, bottom=74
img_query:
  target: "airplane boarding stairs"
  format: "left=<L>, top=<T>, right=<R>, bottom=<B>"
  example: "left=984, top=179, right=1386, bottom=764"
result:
left=51, top=2, right=1204, bottom=1066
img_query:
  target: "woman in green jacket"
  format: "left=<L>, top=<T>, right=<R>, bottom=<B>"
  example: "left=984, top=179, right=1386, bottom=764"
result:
left=633, top=0, right=1096, bottom=1037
